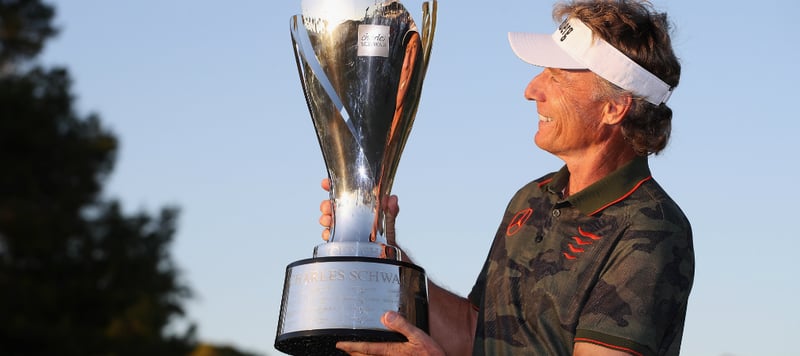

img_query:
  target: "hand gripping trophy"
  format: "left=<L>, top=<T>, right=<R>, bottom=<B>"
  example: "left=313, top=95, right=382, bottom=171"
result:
left=275, top=0, right=437, bottom=355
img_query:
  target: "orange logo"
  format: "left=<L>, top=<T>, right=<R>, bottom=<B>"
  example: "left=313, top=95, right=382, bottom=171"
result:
left=563, top=226, right=602, bottom=260
left=506, top=208, right=533, bottom=237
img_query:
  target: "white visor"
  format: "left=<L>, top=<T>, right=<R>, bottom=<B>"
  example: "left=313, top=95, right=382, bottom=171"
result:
left=509, top=18, right=673, bottom=105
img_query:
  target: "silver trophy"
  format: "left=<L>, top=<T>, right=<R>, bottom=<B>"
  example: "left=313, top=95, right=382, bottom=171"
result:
left=275, top=0, right=437, bottom=355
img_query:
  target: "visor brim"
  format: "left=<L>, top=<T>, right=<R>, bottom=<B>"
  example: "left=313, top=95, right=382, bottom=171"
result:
left=508, top=32, right=586, bottom=70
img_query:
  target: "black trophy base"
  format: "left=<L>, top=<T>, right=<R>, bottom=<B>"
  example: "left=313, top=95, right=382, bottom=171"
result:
left=275, top=328, right=407, bottom=356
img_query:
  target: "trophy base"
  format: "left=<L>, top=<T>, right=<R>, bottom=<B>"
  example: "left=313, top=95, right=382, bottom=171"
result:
left=275, top=328, right=406, bottom=356
left=275, top=256, right=428, bottom=355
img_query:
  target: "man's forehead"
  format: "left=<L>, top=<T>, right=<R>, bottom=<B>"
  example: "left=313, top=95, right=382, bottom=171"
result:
left=548, top=67, right=593, bottom=79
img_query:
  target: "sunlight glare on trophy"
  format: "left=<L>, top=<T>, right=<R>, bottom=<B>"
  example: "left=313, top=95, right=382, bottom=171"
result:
left=302, top=0, right=361, bottom=33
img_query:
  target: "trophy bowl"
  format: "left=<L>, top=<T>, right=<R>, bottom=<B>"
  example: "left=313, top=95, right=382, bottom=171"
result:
left=275, top=0, right=437, bottom=355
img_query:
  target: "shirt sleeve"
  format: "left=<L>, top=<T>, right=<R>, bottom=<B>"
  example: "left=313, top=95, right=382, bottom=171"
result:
left=468, top=243, right=492, bottom=308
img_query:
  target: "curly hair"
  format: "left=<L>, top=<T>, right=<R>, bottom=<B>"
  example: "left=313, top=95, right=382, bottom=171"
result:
left=554, top=0, right=681, bottom=155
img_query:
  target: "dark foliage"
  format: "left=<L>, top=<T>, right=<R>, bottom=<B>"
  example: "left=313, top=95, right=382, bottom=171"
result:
left=0, top=1, right=199, bottom=355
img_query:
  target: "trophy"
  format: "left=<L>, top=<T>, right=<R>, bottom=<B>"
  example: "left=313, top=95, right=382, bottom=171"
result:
left=275, top=0, right=437, bottom=354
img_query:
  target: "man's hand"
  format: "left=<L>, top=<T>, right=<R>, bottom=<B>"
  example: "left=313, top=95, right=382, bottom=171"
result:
left=319, top=178, right=400, bottom=246
left=336, top=311, right=445, bottom=356
left=319, top=179, right=334, bottom=241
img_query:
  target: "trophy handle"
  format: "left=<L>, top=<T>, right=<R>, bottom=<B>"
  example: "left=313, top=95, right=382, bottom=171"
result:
left=380, top=0, right=436, bottom=195
left=421, top=0, right=438, bottom=72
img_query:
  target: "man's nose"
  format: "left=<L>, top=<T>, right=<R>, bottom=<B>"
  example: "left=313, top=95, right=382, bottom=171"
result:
left=524, top=73, right=545, bottom=102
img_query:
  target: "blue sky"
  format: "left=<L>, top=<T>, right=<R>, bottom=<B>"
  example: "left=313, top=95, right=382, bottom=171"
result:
left=41, top=1, right=800, bottom=355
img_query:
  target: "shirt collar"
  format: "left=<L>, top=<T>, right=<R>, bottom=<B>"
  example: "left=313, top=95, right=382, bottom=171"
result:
left=545, top=156, right=652, bottom=216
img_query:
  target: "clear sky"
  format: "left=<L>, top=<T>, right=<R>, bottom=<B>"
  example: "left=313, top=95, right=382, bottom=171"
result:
left=40, top=1, right=799, bottom=355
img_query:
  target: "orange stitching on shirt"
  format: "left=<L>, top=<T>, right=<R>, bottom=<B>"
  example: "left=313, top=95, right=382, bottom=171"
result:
left=537, top=178, right=554, bottom=188
left=565, top=227, right=602, bottom=261
left=588, top=176, right=652, bottom=216
left=578, top=226, right=601, bottom=240
left=506, top=208, right=533, bottom=237
left=572, top=236, right=592, bottom=245
left=568, top=243, right=585, bottom=253
left=574, top=338, right=643, bottom=356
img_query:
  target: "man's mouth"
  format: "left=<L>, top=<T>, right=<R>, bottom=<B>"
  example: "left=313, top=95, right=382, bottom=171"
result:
left=539, top=114, right=553, bottom=123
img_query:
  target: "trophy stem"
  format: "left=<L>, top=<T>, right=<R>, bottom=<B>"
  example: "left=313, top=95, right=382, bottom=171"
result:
left=314, top=240, right=402, bottom=259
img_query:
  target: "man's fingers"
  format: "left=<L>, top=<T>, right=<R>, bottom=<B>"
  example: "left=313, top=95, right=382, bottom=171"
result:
left=336, top=312, right=441, bottom=356
left=336, top=341, right=391, bottom=356
left=335, top=313, right=411, bottom=355
left=320, top=198, right=333, bottom=241
left=386, top=195, right=399, bottom=217
left=320, top=199, right=333, bottom=215
left=382, top=311, right=425, bottom=341
left=320, top=212, right=332, bottom=241
left=319, top=214, right=332, bottom=228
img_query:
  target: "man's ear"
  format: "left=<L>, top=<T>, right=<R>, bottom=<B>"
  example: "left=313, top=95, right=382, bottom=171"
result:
left=602, top=94, right=632, bottom=125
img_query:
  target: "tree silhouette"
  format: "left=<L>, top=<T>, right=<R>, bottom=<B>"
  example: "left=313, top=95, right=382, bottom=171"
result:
left=0, top=0, right=57, bottom=75
left=0, top=1, right=211, bottom=355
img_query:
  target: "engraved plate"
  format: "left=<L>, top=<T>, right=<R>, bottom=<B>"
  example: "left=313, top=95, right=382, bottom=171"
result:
left=358, top=24, right=391, bottom=57
left=281, top=260, right=402, bottom=333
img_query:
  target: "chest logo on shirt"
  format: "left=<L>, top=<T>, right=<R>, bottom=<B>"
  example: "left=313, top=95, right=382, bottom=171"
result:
left=506, top=208, right=533, bottom=237
left=563, top=226, right=603, bottom=260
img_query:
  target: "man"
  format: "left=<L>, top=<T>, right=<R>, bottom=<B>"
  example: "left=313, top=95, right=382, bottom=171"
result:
left=321, top=0, right=694, bottom=355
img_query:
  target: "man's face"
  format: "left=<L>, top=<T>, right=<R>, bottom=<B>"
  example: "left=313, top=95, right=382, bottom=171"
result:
left=524, top=68, right=609, bottom=160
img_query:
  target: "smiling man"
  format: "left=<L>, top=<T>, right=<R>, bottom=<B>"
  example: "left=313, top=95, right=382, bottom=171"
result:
left=323, top=1, right=695, bottom=355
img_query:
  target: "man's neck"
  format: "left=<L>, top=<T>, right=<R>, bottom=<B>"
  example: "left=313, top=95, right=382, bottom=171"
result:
left=561, top=146, right=638, bottom=197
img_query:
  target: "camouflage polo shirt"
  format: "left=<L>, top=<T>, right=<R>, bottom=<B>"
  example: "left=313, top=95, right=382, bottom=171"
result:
left=468, top=157, right=694, bottom=356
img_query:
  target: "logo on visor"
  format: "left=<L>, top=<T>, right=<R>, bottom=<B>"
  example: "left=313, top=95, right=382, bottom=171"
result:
left=558, top=20, right=573, bottom=41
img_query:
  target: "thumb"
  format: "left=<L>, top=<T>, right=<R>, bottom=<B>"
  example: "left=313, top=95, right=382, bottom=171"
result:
left=381, top=311, right=422, bottom=340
